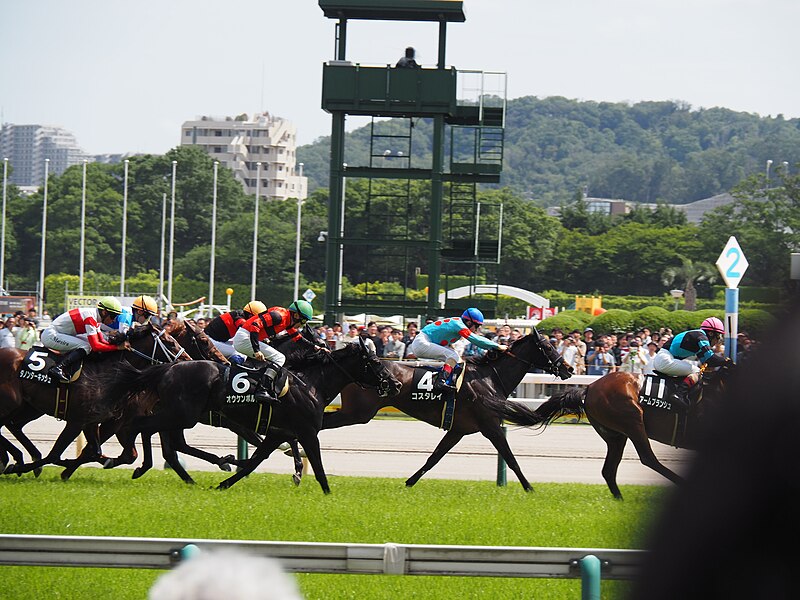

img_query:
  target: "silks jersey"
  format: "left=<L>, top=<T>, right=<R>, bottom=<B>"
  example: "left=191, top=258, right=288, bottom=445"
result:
left=205, top=310, right=247, bottom=342
left=420, top=317, right=501, bottom=351
left=666, top=329, right=726, bottom=367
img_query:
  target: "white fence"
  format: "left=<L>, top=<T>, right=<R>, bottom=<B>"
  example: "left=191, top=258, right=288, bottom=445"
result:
left=0, top=534, right=644, bottom=580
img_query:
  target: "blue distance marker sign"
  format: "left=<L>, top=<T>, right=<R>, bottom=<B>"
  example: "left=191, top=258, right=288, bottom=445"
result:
left=715, top=236, right=748, bottom=361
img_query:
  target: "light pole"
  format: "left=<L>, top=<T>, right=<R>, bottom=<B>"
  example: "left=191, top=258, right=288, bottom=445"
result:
left=1, top=157, right=8, bottom=290
left=167, top=160, right=177, bottom=307
left=158, top=191, right=166, bottom=310
left=293, top=162, right=304, bottom=300
left=766, top=159, right=773, bottom=189
left=79, top=159, right=87, bottom=295
left=38, top=159, right=50, bottom=315
left=120, top=159, right=129, bottom=295
left=251, top=162, right=261, bottom=300
left=783, top=161, right=789, bottom=175
left=669, top=288, right=684, bottom=311
left=208, top=161, right=219, bottom=316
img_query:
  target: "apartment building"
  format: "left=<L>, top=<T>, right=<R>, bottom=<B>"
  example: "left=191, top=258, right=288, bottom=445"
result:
left=180, top=112, right=307, bottom=201
left=0, top=123, right=90, bottom=186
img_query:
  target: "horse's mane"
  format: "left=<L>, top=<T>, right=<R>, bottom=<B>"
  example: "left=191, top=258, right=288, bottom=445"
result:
left=167, top=319, right=187, bottom=336
left=469, top=333, right=538, bottom=366
left=286, top=342, right=358, bottom=369
left=126, top=322, right=155, bottom=341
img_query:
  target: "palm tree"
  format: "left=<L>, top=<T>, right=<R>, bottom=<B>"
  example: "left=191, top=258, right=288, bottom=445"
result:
left=661, top=255, right=717, bottom=311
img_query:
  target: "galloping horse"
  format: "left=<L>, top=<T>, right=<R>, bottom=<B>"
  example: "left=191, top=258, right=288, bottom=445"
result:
left=532, top=363, right=735, bottom=499
left=322, top=333, right=573, bottom=491
left=0, top=322, right=189, bottom=476
left=101, top=340, right=401, bottom=491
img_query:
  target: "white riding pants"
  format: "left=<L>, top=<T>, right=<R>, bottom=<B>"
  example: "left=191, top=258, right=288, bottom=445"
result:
left=40, top=328, right=92, bottom=354
left=232, top=328, right=286, bottom=367
left=210, top=337, right=246, bottom=361
left=652, top=348, right=700, bottom=377
left=408, top=332, right=459, bottom=364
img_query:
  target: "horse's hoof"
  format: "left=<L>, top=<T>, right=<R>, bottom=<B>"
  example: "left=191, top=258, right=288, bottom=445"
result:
left=60, top=469, right=73, bottom=481
left=33, top=467, right=43, bottom=478
left=132, top=468, right=144, bottom=479
left=103, top=458, right=116, bottom=469
left=292, top=473, right=301, bottom=486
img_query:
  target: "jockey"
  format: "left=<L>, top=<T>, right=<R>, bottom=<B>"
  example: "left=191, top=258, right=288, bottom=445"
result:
left=203, top=300, right=266, bottom=363
left=101, top=295, right=159, bottom=336
left=653, top=316, right=728, bottom=410
left=231, top=300, right=318, bottom=403
left=41, top=296, right=130, bottom=382
left=407, top=308, right=508, bottom=393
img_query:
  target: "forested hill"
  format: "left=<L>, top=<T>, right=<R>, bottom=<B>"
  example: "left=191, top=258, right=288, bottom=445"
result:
left=297, top=96, right=800, bottom=206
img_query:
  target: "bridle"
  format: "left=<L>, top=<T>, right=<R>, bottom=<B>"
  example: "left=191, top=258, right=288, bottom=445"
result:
left=323, top=342, right=397, bottom=397
left=504, top=334, right=568, bottom=379
left=127, top=326, right=188, bottom=365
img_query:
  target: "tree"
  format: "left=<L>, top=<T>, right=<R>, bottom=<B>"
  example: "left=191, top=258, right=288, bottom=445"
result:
left=661, top=255, right=717, bottom=311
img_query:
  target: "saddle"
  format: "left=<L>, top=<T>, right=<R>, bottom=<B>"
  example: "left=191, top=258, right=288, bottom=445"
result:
left=407, top=362, right=466, bottom=431
left=222, top=363, right=289, bottom=404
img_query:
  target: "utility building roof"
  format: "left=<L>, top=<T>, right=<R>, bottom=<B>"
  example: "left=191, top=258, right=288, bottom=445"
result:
left=319, top=0, right=465, bottom=22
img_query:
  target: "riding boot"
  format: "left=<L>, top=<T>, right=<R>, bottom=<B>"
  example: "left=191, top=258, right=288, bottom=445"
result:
left=433, top=367, right=455, bottom=393
left=669, top=378, right=691, bottom=412
left=48, top=348, right=88, bottom=383
left=446, top=364, right=464, bottom=389
left=254, top=367, right=280, bottom=404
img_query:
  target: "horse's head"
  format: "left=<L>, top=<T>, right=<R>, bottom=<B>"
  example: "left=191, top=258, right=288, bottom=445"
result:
left=506, top=334, right=573, bottom=380
left=329, top=339, right=401, bottom=398
left=126, top=321, right=191, bottom=365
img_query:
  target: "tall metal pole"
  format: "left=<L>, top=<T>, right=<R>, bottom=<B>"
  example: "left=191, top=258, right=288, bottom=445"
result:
left=167, top=160, right=177, bottom=307
left=79, top=159, right=87, bottom=295
left=1, top=157, right=8, bottom=290
left=208, top=161, right=218, bottom=315
left=158, top=192, right=166, bottom=309
left=38, top=159, right=50, bottom=315
left=251, top=162, right=261, bottom=300
left=293, top=163, right=303, bottom=300
left=766, top=159, right=773, bottom=189
left=120, top=159, right=129, bottom=295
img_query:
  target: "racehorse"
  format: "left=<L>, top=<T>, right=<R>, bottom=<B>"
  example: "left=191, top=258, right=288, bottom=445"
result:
left=154, top=317, right=306, bottom=481
left=100, top=339, right=401, bottom=492
left=322, top=333, right=573, bottom=491
left=531, top=362, right=735, bottom=499
left=0, top=322, right=189, bottom=476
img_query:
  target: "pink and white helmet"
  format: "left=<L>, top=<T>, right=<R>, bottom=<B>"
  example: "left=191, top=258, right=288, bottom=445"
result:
left=700, top=317, right=724, bottom=334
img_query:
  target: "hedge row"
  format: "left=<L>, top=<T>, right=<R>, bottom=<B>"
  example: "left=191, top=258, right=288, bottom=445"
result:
left=537, top=307, right=775, bottom=339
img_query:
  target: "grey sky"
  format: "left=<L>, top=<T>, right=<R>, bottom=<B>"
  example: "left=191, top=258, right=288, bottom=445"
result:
left=2, top=0, right=797, bottom=155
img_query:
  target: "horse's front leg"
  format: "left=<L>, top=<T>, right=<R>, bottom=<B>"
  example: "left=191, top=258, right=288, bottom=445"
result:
left=405, top=429, right=465, bottom=488
left=479, top=420, right=533, bottom=492
left=216, top=436, right=283, bottom=490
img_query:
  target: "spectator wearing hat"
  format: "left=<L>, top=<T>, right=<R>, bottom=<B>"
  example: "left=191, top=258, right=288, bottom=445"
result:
left=586, top=339, right=615, bottom=375
left=583, top=327, right=596, bottom=357
left=569, top=329, right=587, bottom=374
left=643, top=340, right=659, bottom=375
left=16, top=318, right=40, bottom=350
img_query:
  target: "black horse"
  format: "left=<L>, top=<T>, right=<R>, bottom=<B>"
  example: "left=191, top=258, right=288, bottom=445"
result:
left=101, top=340, right=401, bottom=491
left=322, top=333, right=573, bottom=491
left=0, top=322, right=189, bottom=476
left=531, top=362, right=736, bottom=499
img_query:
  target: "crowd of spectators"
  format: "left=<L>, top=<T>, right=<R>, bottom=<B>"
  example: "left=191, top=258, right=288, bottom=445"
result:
left=0, top=308, right=50, bottom=350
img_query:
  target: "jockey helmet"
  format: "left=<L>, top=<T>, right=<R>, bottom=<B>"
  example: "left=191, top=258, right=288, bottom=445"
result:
left=97, top=296, right=123, bottom=316
left=132, top=295, right=158, bottom=316
left=288, top=299, right=313, bottom=323
left=461, top=307, right=484, bottom=326
left=243, top=300, right=267, bottom=317
left=700, top=316, right=725, bottom=335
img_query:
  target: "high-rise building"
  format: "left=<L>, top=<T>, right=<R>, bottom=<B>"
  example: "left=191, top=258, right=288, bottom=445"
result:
left=0, top=123, right=90, bottom=186
left=180, top=112, right=307, bottom=201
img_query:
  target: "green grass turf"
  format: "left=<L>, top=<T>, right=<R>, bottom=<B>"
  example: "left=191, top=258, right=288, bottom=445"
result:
left=0, top=467, right=670, bottom=599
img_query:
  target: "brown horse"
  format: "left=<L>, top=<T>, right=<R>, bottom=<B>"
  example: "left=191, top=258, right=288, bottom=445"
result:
left=322, top=333, right=573, bottom=491
left=0, top=322, right=189, bottom=476
left=533, top=363, right=735, bottom=499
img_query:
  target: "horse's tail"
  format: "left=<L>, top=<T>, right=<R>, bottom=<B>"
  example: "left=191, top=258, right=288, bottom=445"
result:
left=534, top=387, right=587, bottom=428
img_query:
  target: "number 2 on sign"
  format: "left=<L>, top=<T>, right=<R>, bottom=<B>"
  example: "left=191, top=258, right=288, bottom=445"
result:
left=726, top=247, right=741, bottom=278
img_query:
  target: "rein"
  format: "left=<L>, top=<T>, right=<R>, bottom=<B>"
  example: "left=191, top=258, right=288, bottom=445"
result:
left=324, top=347, right=393, bottom=397
left=127, top=328, right=187, bottom=365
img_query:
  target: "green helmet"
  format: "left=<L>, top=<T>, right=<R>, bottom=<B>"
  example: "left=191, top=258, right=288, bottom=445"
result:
left=288, top=299, right=313, bottom=323
left=97, top=296, right=123, bottom=315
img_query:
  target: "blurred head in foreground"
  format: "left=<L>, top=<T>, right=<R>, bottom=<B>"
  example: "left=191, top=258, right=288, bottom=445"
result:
left=630, top=309, right=800, bottom=600
left=149, top=550, right=303, bottom=600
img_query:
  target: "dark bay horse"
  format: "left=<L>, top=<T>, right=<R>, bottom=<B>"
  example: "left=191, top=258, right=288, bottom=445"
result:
left=101, top=340, right=401, bottom=491
left=0, top=322, right=189, bottom=476
left=322, top=333, right=573, bottom=491
left=533, top=363, right=735, bottom=499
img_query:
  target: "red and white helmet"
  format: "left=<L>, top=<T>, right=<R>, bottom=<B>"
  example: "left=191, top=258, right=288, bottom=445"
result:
left=700, top=317, right=724, bottom=335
